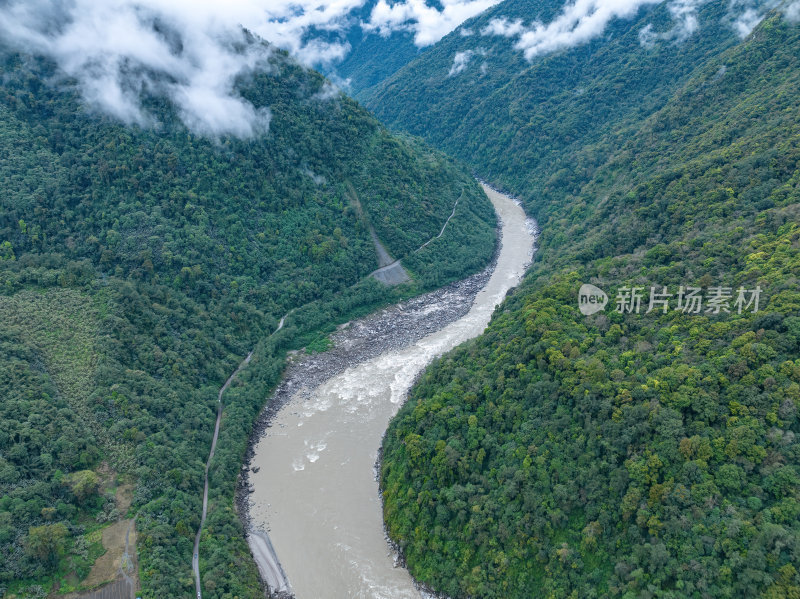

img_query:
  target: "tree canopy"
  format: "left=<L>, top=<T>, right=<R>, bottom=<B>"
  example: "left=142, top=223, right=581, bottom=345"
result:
left=379, top=6, right=800, bottom=598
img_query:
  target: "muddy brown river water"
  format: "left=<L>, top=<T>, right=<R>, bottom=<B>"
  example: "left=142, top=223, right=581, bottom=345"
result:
left=246, top=185, right=536, bottom=598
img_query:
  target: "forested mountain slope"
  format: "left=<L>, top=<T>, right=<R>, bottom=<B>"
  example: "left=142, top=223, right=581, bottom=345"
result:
left=312, top=1, right=427, bottom=96
left=0, top=45, right=496, bottom=597
left=380, top=7, right=800, bottom=599
left=364, top=0, right=749, bottom=207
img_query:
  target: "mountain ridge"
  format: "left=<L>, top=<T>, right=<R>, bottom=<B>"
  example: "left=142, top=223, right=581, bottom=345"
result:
left=378, top=5, right=800, bottom=598
left=0, top=44, right=496, bottom=598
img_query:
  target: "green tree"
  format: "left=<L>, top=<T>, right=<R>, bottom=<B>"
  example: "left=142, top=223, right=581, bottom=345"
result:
left=25, top=523, right=68, bottom=567
left=64, top=470, right=99, bottom=503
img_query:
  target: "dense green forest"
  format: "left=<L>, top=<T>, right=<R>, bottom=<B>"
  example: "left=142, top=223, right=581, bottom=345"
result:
left=363, top=0, right=751, bottom=204
left=0, top=42, right=496, bottom=598
left=379, top=4, right=800, bottom=598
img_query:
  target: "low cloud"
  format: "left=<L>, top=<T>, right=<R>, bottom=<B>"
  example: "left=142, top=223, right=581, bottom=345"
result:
left=666, top=0, right=703, bottom=41
left=0, top=0, right=284, bottom=137
left=788, top=1, right=800, bottom=21
left=367, top=0, right=502, bottom=46
left=313, top=79, right=344, bottom=101
left=255, top=0, right=506, bottom=54
left=732, top=7, right=764, bottom=35
left=639, top=0, right=704, bottom=47
left=482, top=0, right=792, bottom=60
left=4, top=0, right=793, bottom=137
left=482, top=17, right=526, bottom=37
left=725, top=0, right=784, bottom=38
left=498, top=0, right=661, bottom=60
left=0, top=0, right=503, bottom=136
left=302, top=165, right=327, bottom=185
left=294, top=39, right=352, bottom=67
left=448, top=47, right=486, bottom=76
left=255, top=0, right=363, bottom=65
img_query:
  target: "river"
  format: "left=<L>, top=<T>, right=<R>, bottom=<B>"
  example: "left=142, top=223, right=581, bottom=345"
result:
left=245, top=185, right=536, bottom=598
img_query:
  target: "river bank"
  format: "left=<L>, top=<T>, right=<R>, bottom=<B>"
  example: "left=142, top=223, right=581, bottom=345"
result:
left=239, top=185, right=537, bottom=598
left=236, top=245, right=495, bottom=594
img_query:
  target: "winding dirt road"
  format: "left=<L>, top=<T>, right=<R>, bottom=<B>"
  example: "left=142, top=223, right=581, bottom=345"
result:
left=193, top=351, right=253, bottom=598
left=193, top=313, right=291, bottom=597
left=370, top=188, right=463, bottom=285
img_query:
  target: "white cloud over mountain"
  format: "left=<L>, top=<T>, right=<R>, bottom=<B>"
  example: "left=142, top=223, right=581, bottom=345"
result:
left=1, top=0, right=793, bottom=136
left=368, top=0, right=502, bottom=46
left=480, top=0, right=788, bottom=60
left=0, top=0, right=501, bottom=136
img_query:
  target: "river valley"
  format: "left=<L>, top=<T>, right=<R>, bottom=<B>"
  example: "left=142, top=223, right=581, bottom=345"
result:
left=244, top=185, right=537, bottom=598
